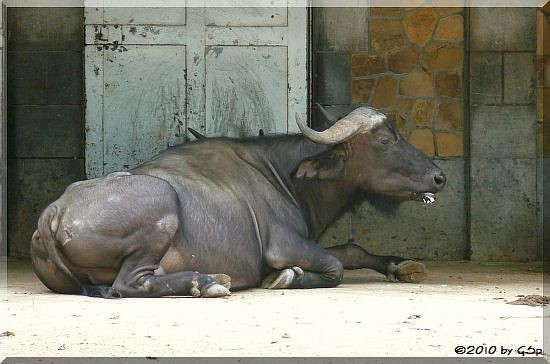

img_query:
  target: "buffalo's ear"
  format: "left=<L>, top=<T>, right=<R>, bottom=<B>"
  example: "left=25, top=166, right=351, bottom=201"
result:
left=293, top=146, right=347, bottom=180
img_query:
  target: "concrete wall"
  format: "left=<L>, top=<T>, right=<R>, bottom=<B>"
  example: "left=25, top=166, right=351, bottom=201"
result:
left=7, top=8, right=85, bottom=257
left=313, top=7, right=467, bottom=260
left=469, top=8, right=538, bottom=261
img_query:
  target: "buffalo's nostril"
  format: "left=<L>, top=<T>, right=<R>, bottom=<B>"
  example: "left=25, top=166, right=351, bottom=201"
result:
left=433, top=172, right=445, bottom=186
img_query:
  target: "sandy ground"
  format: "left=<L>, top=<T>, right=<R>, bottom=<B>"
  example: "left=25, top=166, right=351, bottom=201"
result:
left=0, top=258, right=546, bottom=358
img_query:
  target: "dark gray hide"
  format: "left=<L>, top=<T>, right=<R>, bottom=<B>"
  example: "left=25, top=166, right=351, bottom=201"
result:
left=30, top=106, right=445, bottom=298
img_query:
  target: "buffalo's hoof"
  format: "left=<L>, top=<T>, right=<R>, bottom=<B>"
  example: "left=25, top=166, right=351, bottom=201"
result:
left=387, top=260, right=427, bottom=283
left=202, top=283, right=231, bottom=298
left=261, top=266, right=304, bottom=289
left=207, top=273, right=231, bottom=290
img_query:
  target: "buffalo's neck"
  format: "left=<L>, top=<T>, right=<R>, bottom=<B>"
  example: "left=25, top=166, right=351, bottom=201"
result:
left=253, top=135, right=329, bottom=187
left=292, top=179, right=361, bottom=240
left=253, top=136, right=361, bottom=240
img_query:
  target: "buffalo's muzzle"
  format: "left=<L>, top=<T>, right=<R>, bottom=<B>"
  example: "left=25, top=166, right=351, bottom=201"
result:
left=429, top=170, right=446, bottom=192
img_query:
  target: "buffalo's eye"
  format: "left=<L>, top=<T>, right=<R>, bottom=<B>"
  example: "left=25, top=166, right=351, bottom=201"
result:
left=379, top=137, right=394, bottom=145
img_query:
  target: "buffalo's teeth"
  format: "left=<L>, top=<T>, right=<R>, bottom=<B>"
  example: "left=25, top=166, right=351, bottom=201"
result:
left=421, top=193, right=435, bottom=204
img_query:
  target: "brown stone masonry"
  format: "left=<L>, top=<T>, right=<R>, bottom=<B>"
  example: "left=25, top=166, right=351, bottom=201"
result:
left=350, top=7, right=464, bottom=157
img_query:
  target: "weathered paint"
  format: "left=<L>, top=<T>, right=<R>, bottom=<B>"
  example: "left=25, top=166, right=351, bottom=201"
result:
left=84, top=5, right=307, bottom=178
left=205, top=46, right=287, bottom=137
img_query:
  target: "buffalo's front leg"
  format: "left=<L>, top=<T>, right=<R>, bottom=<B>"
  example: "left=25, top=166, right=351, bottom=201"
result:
left=325, top=243, right=426, bottom=283
left=262, top=237, right=344, bottom=289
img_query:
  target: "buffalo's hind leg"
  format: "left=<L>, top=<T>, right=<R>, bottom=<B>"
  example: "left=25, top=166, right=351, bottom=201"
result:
left=108, top=219, right=230, bottom=298
left=110, top=262, right=231, bottom=298
left=262, top=236, right=344, bottom=289
left=326, top=243, right=426, bottom=283
left=104, top=220, right=231, bottom=298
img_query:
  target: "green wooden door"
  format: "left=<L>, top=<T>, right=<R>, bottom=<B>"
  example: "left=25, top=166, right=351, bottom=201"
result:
left=84, top=5, right=307, bottom=178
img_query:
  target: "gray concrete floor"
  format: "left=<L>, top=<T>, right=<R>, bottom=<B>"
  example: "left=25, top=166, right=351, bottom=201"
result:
left=0, top=258, right=546, bottom=358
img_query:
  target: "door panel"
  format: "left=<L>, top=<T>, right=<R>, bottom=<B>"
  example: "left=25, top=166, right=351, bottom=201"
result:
left=102, top=46, right=186, bottom=172
left=85, top=5, right=307, bottom=178
left=205, top=46, right=287, bottom=137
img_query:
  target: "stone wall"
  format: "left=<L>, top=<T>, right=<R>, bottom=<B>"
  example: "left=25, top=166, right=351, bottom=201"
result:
left=7, top=8, right=85, bottom=257
left=469, top=8, right=538, bottom=261
left=313, top=7, right=467, bottom=260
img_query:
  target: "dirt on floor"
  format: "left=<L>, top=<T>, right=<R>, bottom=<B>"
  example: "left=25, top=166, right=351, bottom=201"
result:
left=0, top=258, right=546, bottom=358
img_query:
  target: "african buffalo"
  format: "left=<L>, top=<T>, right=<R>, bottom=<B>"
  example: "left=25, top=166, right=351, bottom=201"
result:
left=30, top=106, right=446, bottom=298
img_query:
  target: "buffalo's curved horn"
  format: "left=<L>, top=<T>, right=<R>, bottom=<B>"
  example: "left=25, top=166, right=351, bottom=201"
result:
left=188, top=127, right=206, bottom=140
left=295, top=107, right=387, bottom=145
left=316, top=103, right=338, bottom=124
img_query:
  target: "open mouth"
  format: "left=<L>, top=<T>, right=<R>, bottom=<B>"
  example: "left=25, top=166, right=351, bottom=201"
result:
left=413, top=192, right=436, bottom=205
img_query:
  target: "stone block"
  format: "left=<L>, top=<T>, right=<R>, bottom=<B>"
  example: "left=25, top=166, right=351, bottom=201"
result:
left=470, top=8, right=536, bottom=51
left=7, top=106, right=83, bottom=159
left=7, top=8, right=50, bottom=52
left=408, top=128, right=435, bottom=157
left=503, top=53, right=536, bottom=105
left=411, top=99, right=435, bottom=126
left=435, top=101, right=463, bottom=130
left=47, top=8, right=85, bottom=51
left=436, top=71, right=462, bottom=98
left=7, top=158, right=85, bottom=257
left=470, top=158, right=537, bottom=261
left=316, top=53, right=351, bottom=105
left=399, top=71, right=434, bottom=97
left=8, top=52, right=47, bottom=105
left=47, top=51, right=83, bottom=105
left=403, top=8, right=438, bottom=46
left=315, top=7, right=369, bottom=52
left=434, top=14, right=464, bottom=41
left=371, top=76, right=398, bottom=108
left=436, top=131, right=463, bottom=157
left=7, top=8, right=83, bottom=52
left=470, top=105, right=536, bottom=158
left=396, top=97, right=414, bottom=114
left=320, top=159, right=466, bottom=260
left=370, top=19, right=404, bottom=51
left=423, top=43, right=463, bottom=71
left=470, top=52, right=502, bottom=105
left=351, top=54, right=386, bottom=77
left=351, top=79, right=375, bottom=104
left=388, top=45, right=420, bottom=74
